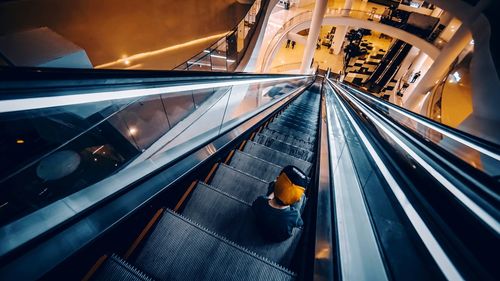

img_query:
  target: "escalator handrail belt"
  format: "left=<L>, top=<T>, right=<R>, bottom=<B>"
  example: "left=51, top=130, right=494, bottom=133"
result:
left=0, top=75, right=309, bottom=113
left=340, top=84, right=500, bottom=162
left=327, top=80, right=466, bottom=280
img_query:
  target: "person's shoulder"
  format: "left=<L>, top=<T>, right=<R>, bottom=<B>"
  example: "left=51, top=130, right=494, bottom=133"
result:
left=252, top=196, right=268, bottom=207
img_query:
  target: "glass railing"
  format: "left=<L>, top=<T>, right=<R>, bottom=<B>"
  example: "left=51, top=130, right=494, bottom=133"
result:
left=338, top=83, right=500, bottom=178
left=174, top=0, right=265, bottom=72
left=0, top=72, right=311, bottom=226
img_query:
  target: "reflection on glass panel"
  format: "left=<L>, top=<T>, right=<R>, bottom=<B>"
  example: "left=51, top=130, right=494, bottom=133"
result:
left=346, top=87, right=500, bottom=177
left=0, top=76, right=312, bottom=227
left=0, top=120, right=139, bottom=226
left=226, top=32, right=238, bottom=72
left=193, top=88, right=215, bottom=108
left=112, top=96, right=171, bottom=151
left=220, top=79, right=306, bottom=130
left=237, top=21, right=245, bottom=54
left=187, top=52, right=211, bottom=71
left=162, top=92, right=195, bottom=127
left=0, top=99, right=133, bottom=179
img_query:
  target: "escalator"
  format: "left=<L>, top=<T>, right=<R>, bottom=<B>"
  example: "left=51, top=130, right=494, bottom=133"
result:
left=90, top=84, right=321, bottom=281
left=0, top=68, right=498, bottom=281
left=365, top=39, right=412, bottom=93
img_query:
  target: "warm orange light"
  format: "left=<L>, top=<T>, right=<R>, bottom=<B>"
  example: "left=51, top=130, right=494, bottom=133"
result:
left=16, top=139, right=24, bottom=144
left=95, top=32, right=228, bottom=69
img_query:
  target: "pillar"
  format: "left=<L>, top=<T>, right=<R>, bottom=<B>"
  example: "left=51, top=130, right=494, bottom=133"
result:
left=299, top=0, right=328, bottom=73
left=407, top=24, right=472, bottom=105
left=330, top=0, right=353, bottom=55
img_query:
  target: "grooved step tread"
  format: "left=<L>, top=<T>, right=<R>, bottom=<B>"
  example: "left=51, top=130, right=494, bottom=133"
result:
left=254, top=133, right=314, bottom=162
left=243, top=141, right=312, bottom=174
left=273, top=116, right=317, bottom=128
left=210, top=163, right=270, bottom=204
left=133, top=210, right=295, bottom=281
left=272, top=118, right=317, bottom=131
left=261, top=128, right=315, bottom=146
left=92, top=254, right=154, bottom=281
left=229, top=150, right=283, bottom=182
left=268, top=122, right=317, bottom=137
left=182, top=182, right=301, bottom=267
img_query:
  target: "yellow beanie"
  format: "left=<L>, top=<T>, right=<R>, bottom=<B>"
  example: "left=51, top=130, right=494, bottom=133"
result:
left=274, top=172, right=305, bottom=205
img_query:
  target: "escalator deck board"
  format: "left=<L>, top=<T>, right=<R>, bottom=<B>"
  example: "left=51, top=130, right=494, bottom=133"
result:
left=133, top=210, right=295, bottom=281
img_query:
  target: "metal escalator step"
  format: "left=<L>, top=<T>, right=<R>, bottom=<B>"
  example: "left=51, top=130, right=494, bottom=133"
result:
left=210, top=163, right=269, bottom=204
left=133, top=209, right=295, bottom=281
left=229, top=150, right=283, bottom=182
left=286, top=108, right=318, bottom=116
left=243, top=141, right=312, bottom=174
left=272, top=117, right=317, bottom=131
left=254, top=133, right=314, bottom=162
left=263, top=126, right=315, bottom=143
left=92, top=254, right=154, bottom=281
left=268, top=122, right=317, bottom=136
left=274, top=117, right=316, bottom=129
left=280, top=112, right=318, bottom=123
left=259, top=129, right=314, bottom=152
left=182, top=182, right=301, bottom=267
left=258, top=130, right=315, bottom=152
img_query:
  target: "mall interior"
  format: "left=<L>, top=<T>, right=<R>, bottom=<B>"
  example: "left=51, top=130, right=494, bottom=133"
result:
left=0, top=0, right=498, bottom=280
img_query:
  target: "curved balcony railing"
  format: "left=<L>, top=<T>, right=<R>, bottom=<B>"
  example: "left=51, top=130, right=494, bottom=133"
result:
left=260, top=8, right=445, bottom=72
left=173, top=0, right=266, bottom=72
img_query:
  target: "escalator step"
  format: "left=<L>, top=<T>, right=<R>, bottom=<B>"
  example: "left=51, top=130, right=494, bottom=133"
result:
left=286, top=107, right=318, bottom=115
left=229, top=150, right=283, bottom=182
left=274, top=118, right=316, bottom=131
left=243, top=141, right=312, bottom=174
left=272, top=118, right=317, bottom=131
left=258, top=130, right=315, bottom=153
left=268, top=122, right=317, bottom=137
left=210, top=163, right=269, bottom=204
left=254, top=133, right=314, bottom=162
left=261, top=128, right=315, bottom=147
left=280, top=111, right=318, bottom=121
left=182, top=182, right=301, bottom=267
left=133, top=209, right=295, bottom=281
left=92, top=254, right=154, bottom=281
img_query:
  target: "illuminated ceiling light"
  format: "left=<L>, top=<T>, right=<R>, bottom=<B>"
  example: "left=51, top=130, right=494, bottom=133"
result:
left=16, top=139, right=25, bottom=144
left=95, top=32, right=229, bottom=69
left=129, top=127, right=137, bottom=135
left=452, top=71, right=461, bottom=82
left=124, top=59, right=131, bottom=65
